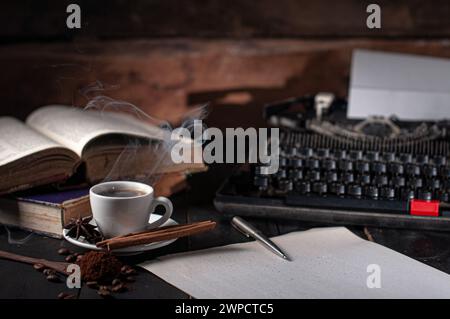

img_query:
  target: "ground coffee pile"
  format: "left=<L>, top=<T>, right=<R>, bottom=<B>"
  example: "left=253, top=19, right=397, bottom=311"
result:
left=78, top=251, right=123, bottom=282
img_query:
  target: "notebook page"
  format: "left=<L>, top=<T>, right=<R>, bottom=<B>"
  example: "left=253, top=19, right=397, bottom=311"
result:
left=141, top=227, right=450, bottom=298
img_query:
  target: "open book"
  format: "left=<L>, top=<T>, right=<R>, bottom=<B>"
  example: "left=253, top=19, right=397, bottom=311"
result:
left=0, top=105, right=205, bottom=195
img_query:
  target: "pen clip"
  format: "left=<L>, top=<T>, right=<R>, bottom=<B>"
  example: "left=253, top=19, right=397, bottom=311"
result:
left=231, top=220, right=251, bottom=238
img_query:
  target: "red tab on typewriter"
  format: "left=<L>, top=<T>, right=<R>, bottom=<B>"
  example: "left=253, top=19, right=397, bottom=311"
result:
left=410, top=200, right=440, bottom=217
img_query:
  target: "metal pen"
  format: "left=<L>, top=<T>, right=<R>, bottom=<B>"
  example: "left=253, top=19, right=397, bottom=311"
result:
left=231, top=216, right=291, bottom=261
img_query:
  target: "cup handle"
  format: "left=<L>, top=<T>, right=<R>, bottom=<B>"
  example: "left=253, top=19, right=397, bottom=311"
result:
left=148, top=196, right=173, bottom=229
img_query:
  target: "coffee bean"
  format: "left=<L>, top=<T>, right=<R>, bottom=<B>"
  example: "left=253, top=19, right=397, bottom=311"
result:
left=65, top=254, right=77, bottom=263
left=125, top=276, right=135, bottom=283
left=124, top=268, right=137, bottom=276
left=33, top=263, right=45, bottom=272
left=57, top=248, right=71, bottom=256
left=97, top=286, right=112, bottom=298
left=86, top=281, right=99, bottom=289
left=57, top=292, right=69, bottom=299
left=112, top=279, right=122, bottom=286
left=46, top=274, right=60, bottom=283
left=112, top=283, right=127, bottom=293
left=43, top=269, right=55, bottom=276
left=57, top=292, right=77, bottom=299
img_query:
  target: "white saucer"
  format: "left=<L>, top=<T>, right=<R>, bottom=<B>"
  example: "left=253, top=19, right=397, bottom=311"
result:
left=62, top=214, right=178, bottom=255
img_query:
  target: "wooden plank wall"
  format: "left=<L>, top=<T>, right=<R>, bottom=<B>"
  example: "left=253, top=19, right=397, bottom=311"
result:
left=0, top=1, right=449, bottom=128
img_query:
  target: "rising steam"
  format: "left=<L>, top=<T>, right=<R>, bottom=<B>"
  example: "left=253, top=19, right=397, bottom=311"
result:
left=80, top=82, right=208, bottom=186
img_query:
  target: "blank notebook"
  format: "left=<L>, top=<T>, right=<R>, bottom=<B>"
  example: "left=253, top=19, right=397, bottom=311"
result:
left=140, top=227, right=450, bottom=298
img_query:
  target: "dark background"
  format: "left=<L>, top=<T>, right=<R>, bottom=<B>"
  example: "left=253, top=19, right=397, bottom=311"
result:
left=1, top=0, right=450, bottom=299
left=0, top=0, right=450, bottom=128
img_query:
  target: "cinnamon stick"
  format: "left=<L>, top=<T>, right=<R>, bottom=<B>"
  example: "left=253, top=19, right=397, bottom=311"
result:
left=96, top=220, right=216, bottom=250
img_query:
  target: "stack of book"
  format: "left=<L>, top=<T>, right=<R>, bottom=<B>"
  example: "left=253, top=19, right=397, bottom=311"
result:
left=0, top=105, right=206, bottom=237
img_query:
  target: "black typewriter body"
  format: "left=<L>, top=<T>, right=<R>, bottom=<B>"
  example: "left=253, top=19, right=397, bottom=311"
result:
left=214, top=93, right=450, bottom=230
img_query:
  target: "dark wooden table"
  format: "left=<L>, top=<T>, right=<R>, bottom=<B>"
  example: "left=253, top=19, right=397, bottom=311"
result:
left=2, top=169, right=450, bottom=299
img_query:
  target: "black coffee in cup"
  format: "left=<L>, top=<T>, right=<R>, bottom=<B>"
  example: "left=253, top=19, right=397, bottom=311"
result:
left=97, top=188, right=147, bottom=198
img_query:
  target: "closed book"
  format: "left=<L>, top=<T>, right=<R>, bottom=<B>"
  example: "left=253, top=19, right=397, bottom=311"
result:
left=0, top=188, right=90, bottom=238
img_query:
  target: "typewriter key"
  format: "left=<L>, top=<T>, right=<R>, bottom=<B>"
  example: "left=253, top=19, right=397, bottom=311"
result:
left=326, top=171, right=338, bottom=183
left=356, top=161, right=370, bottom=173
left=400, top=153, right=413, bottom=164
left=348, top=184, right=362, bottom=197
left=366, top=151, right=379, bottom=162
left=365, top=186, right=379, bottom=199
left=296, top=181, right=311, bottom=194
left=380, top=187, right=395, bottom=199
left=330, top=183, right=345, bottom=196
left=312, top=182, right=327, bottom=195
left=418, top=190, right=432, bottom=201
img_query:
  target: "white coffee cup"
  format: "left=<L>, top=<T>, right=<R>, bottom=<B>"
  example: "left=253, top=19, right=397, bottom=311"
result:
left=89, top=181, right=173, bottom=238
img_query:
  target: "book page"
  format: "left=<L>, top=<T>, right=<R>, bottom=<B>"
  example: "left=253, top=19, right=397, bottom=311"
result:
left=141, top=227, right=450, bottom=298
left=0, top=117, right=63, bottom=166
left=26, top=105, right=168, bottom=156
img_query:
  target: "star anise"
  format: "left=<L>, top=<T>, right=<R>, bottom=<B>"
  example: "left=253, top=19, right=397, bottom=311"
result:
left=64, top=216, right=103, bottom=244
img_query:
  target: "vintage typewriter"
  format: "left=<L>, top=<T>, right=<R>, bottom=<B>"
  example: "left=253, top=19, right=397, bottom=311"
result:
left=214, top=93, right=450, bottom=230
